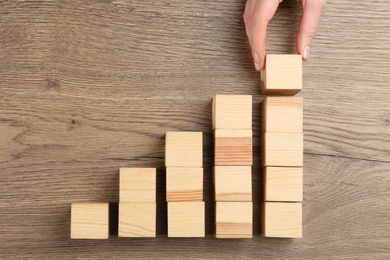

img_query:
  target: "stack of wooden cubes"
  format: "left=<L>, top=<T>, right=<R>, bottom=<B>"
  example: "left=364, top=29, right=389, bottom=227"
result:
left=260, top=55, right=303, bottom=238
left=212, top=95, right=253, bottom=238
left=118, top=168, right=156, bottom=237
left=165, top=132, right=205, bottom=237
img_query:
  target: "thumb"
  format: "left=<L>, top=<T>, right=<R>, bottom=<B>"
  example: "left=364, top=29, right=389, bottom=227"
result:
left=244, top=0, right=280, bottom=71
left=296, top=0, right=326, bottom=61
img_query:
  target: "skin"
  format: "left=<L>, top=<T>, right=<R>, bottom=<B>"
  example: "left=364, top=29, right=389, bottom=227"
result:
left=243, top=0, right=326, bottom=71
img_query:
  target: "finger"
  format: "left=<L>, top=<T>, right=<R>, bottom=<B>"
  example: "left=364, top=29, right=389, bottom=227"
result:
left=296, top=0, right=326, bottom=61
left=244, top=0, right=281, bottom=70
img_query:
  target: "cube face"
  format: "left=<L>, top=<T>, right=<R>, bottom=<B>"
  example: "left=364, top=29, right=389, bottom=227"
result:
left=166, top=167, right=203, bottom=202
left=118, top=203, right=156, bottom=237
left=212, top=95, right=252, bottom=130
left=71, top=203, right=109, bottom=239
left=263, top=167, right=303, bottom=202
left=120, top=168, right=156, bottom=203
left=261, top=202, right=302, bottom=238
left=214, top=130, right=253, bottom=166
left=261, top=132, right=303, bottom=167
left=262, top=97, right=303, bottom=133
left=214, top=166, right=252, bottom=201
left=165, top=132, right=203, bottom=167
left=216, top=202, right=253, bottom=238
left=260, top=55, right=302, bottom=95
left=168, top=202, right=205, bottom=237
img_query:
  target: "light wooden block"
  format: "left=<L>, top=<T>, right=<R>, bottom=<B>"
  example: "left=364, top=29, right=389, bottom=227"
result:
left=216, top=202, right=253, bottom=238
left=71, top=202, right=109, bottom=239
left=214, top=129, right=252, bottom=166
left=263, top=167, right=303, bottom=202
left=120, top=168, right=156, bottom=203
left=214, top=166, right=252, bottom=201
left=212, top=95, right=252, bottom=130
left=166, top=167, right=203, bottom=202
left=168, top=202, right=205, bottom=237
left=165, top=132, right=203, bottom=167
left=261, top=202, right=302, bottom=238
left=260, top=54, right=302, bottom=95
left=118, top=202, right=156, bottom=237
left=262, top=97, right=303, bottom=133
left=261, top=132, right=303, bottom=167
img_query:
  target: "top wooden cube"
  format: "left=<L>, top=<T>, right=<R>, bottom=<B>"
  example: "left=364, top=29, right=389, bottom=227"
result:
left=120, top=168, right=156, bottom=202
left=262, top=97, right=303, bottom=133
left=212, top=95, right=252, bottom=130
left=165, top=132, right=203, bottom=167
left=261, top=55, right=302, bottom=95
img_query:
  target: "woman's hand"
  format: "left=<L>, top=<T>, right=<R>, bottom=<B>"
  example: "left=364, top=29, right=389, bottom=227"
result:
left=243, top=0, right=326, bottom=71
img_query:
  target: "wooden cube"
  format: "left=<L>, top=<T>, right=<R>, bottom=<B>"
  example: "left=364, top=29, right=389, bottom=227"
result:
left=214, top=166, right=252, bottom=201
left=168, top=202, right=205, bottom=237
left=118, top=202, right=156, bottom=237
left=120, top=168, right=156, bottom=203
left=214, top=129, right=252, bottom=166
left=71, top=202, right=109, bottom=239
left=261, top=202, right=302, bottom=238
left=216, top=202, right=253, bottom=238
left=166, top=167, right=203, bottom=202
left=212, top=95, right=252, bottom=130
left=260, top=54, right=302, bottom=95
left=262, top=97, right=303, bottom=133
left=263, top=167, right=303, bottom=202
left=165, top=132, right=203, bottom=167
left=261, top=132, right=303, bottom=167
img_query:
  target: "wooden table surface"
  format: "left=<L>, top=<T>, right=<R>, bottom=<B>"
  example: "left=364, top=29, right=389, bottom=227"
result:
left=1, top=0, right=389, bottom=259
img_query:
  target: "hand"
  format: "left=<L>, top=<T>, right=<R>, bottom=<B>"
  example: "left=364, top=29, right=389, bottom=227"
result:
left=243, top=0, right=326, bottom=71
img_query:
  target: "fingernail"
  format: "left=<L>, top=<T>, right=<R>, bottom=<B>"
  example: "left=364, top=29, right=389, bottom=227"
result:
left=253, top=52, right=260, bottom=64
left=303, top=46, right=310, bottom=60
left=253, top=52, right=260, bottom=70
left=254, top=61, right=260, bottom=71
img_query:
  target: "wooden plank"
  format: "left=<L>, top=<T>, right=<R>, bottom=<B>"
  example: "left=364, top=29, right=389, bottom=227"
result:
left=212, top=95, right=252, bottom=130
left=260, top=54, right=302, bottom=95
left=1, top=0, right=390, bottom=258
left=165, top=132, right=203, bottom=167
left=261, top=202, right=302, bottom=238
left=118, top=202, right=156, bottom=238
left=216, top=202, right=253, bottom=238
left=214, top=129, right=253, bottom=166
left=262, top=97, right=303, bottom=133
left=71, top=202, right=109, bottom=239
left=168, top=201, right=205, bottom=237
left=166, top=167, right=203, bottom=202
left=263, top=167, right=303, bottom=202
left=261, top=132, right=303, bottom=167
left=214, top=166, right=252, bottom=201
left=119, top=168, right=156, bottom=203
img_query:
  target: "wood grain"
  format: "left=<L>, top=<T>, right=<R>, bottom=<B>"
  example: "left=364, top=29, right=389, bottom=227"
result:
left=71, top=202, right=110, bottom=239
left=214, top=166, right=252, bottom=201
left=263, top=167, right=303, bottom=202
left=212, top=95, right=252, bottom=130
left=166, top=167, right=203, bottom=201
left=214, top=129, right=253, bottom=166
left=118, top=202, right=156, bottom=237
left=168, top=201, right=205, bottom=237
left=260, top=54, right=302, bottom=95
left=165, top=132, right=203, bottom=167
left=261, top=202, right=302, bottom=238
left=1, top=0, right=390, bottom=258
left=262, top=132, right=303, bottom=167
left=216, top=201, right=253, bottom=238
left=262, top=96, right=303, bottom=133
left=119, top=168, right=156, bottom=202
